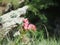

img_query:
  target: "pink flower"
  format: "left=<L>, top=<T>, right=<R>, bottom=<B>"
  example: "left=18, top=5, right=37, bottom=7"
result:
left=28, top=24, right=36, bottom=31
left=23, top=23, right=29, bottom=30
left=22, top=18, right=36, bottom=31
left=23, top=18, right=29, bottom=24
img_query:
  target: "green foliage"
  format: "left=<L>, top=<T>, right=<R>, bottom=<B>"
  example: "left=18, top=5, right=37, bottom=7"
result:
left=0, top=30, right=59, bottom=45
left=0, top=0, right=59, bottom=45
left=24, top=0, right=56, bottom=24
left=0, top=0, right=2, bottom=3
left=39, top=14, right=48, bottom=23
left=11, top=0, right=20, bottom=9
left=25, top=0, right=55, bottom=9
left=24, top=0, right=59, bottom=24
left=0, top=0, right=20, bottom=9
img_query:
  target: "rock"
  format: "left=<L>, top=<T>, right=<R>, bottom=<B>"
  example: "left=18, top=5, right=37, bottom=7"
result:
left=0, top=5, right=29, bottom=38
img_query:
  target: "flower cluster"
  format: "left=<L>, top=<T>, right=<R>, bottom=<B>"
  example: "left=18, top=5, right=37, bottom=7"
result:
left=23, top=18, right=36, bottom=31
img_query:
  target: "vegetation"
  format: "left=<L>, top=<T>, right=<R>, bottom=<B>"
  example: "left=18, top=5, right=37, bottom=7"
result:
left=0, top=30, right=60, bottom=45
left=0, top=0, right=60, bottom=45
